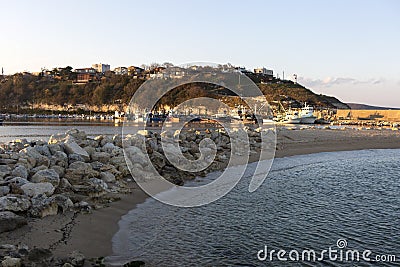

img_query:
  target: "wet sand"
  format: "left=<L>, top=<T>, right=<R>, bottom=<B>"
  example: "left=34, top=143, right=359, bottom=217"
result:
left=1, top=127, right=400, bottom=261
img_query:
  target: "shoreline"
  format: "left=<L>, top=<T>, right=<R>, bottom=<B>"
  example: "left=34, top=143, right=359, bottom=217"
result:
left=61, top=128, right=400, bottom=260
left=1, top=127, right=400, bottom=264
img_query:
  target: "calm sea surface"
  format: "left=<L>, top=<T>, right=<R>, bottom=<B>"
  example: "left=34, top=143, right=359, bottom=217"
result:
left=110, top=149, right=400, bottom=266
left=0, top=120, right=123, bottom=142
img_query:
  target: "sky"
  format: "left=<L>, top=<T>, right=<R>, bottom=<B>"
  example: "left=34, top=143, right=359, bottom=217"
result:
left=1, top=0, right=399, bottom=107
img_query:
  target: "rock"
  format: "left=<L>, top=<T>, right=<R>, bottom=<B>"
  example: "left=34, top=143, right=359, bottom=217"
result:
left=83, top=146, right=96, bottom=157
left=99, top=172, right=115, bottom=183
left=29, top=196, right=58, bottom=218
left=1, top=256, right=22, bottom=267
left=29, top=165, right=48, bottom=177
left=50, top=194, right=73, bottom=213
left=0, top=244, right=17, bottom=257
left=34, top=145, right=51, bottom=157
left=150, top=151, right=166, bottom=170
left=63, top=140, right=90, bottom=162
left=91, top=152, right=111, bottom=164
left=0, top=165, right=11, bottom=180
left=147, top=138, right=159, bottom=152
left=5, top=177, right=29, bottom=187
left=68, top=250, right=85, bottom=267
left=101, top=143, right=117, bottom=154
left=48, top=133, right=69, bottom=144
left=88, top=178, right=108, bottom=191
left=65, top=129, right=87, bottom=142
left=21, top=182, right=55, bottom=197
left=113, top=134, right=122, bottom=147
left=31, top=169, right=60, bottom=187
left=57, top=178, right=74, bottom=192
left=0, top=211, right=27, bottom=233
left=0, top=195, right=31, bottom=212
left=20, top=147, right=50, bottom=168
left=137, top=130, right=150, bottom=137
left=90, top=161, right=104, bottom=171
left=16, top=157, right=33, bottom=171
left=64, top=162, right=98, bottom=184
left=74, top=178, right=108, bottom=198
left=110, top=156, right=126, bottom=168
left=50, top=165, right=65, bottom=178
left=68, top=153, right=85, bottom=164
left=27, top=248, right=52, bottom=263
left=0, top=186, right=10, bottom=196
left=11, top=166, right=28, bottom=179
left=75, top=201, right=91, bottom=212
left=50, top=151, right=68, bottom=168
left=99, top=136, right=112, bottom=147
left=0, top=159, right=17, bottom=165
left=124, top=146, right=148, bottom=167
left=48, top=144, right=63, bottom=155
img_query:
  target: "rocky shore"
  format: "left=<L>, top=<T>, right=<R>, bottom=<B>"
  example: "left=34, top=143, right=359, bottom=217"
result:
left=0, top=127, right=270, bottom=266
left=1, top=126, right=400, bottom=266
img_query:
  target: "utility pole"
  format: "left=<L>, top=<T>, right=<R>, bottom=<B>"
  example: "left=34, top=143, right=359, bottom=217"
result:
left=282, top=71, right=285, bottom=80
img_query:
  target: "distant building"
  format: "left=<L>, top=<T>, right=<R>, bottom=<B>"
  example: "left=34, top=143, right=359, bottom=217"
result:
left=235, top=66, right=248, bottom=73
left=254, top=67, right=273, bottom=77
left=92, top=63, right=110, bottom=73
left=75, top=68, right=97, bottom=83
left=148, top=66, right=166, bottom=79
left=128, top=66, right=145, bottom=77
left=114, top=67, right=128, bottom=75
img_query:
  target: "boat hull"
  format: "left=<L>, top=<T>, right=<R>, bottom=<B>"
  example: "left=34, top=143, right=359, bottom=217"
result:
left=300, top=116, right=317, bottom=124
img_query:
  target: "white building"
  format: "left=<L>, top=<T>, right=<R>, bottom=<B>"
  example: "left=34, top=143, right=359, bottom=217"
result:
left=254, top=67, right=273, bottom=76
left=114, top=67, right=128, bottom=75
left=92, top=63, right=110, bottom=73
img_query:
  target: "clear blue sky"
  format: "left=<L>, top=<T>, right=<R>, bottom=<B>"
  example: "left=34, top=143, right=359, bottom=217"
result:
left=1, top=0, right=399, bottom=107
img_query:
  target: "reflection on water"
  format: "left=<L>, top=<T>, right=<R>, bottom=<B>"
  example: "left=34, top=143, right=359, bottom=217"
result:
left=110, top=149, right=400, bottom=266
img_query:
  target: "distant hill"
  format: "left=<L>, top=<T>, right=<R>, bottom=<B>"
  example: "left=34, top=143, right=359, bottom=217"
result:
left=347, top=103, right=400, bottom=110
left=258, top=82, right=350, bottom=109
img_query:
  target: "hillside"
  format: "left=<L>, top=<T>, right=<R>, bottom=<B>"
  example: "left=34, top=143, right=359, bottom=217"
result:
left=258, top=81, right=349, bottom=109
left=0, top=71, right=349, bottom=112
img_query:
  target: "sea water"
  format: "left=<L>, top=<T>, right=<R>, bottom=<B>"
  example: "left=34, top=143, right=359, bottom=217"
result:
left=110, top=149, right=400, bottom=266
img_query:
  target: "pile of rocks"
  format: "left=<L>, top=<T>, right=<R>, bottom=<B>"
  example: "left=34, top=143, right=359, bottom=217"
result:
left=0, top=127, right=273, bottom=263
left=0, top=128, right=272, bottom=229
left=0, top=244, right=86, bottom=267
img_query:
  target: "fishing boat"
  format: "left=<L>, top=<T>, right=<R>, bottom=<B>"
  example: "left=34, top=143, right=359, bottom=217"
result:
left=299, top=103, right=317, bottom=124
left=282, top=109, right=301, bottom=124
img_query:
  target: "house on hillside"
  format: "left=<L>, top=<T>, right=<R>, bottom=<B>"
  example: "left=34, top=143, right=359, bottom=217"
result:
left=254, top=67, right=273, bottom=77
left=75, top=68, right=97, bottom=83
left=148, top=66, right=166, bottom=79
left=128, top=66, right=145, bottom=78
left=114, top=67, right=128, bottom=75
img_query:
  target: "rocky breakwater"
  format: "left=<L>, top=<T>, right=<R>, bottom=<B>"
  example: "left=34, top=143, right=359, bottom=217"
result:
left=0, top=126, right=274, bottom=265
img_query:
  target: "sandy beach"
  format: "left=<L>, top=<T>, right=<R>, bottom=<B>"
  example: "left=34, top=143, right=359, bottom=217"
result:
left=1, top=127, right=400, bottom=263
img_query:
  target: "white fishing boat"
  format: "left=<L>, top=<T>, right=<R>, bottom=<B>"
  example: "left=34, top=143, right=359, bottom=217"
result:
left=299, top=103, right=317, bottom=124
left=281, top=109, right=301, bottom=124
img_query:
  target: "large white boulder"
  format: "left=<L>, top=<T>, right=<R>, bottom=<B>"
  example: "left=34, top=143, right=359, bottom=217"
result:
left=31, top=169, right=60, bottom=187
left=63, top=139, right=90, bottom=162
left=21, top=182, right=55, bottom=197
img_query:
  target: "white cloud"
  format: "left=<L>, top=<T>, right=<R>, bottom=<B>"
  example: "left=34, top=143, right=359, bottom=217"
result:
left=298, top=77, right=385, bottom=88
